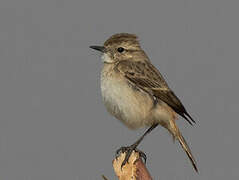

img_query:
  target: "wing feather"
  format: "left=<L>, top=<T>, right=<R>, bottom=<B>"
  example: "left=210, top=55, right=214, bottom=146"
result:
left=116, top=60, right=195, bottom=125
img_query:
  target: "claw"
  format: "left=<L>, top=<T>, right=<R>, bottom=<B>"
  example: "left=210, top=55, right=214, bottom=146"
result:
left=138, top=150, right=147, bottom=163
left=115, top=146, right=127, bottom=158
left=115, top=146, right=147, bottom=169
left=121, top=148, right=133, bottom=169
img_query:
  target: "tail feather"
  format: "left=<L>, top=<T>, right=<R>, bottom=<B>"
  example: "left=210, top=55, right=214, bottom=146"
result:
left=177, top=132, right=198, bottom=172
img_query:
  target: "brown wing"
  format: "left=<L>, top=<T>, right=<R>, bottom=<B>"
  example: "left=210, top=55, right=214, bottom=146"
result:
left=116, top=60, right=195, bottom=125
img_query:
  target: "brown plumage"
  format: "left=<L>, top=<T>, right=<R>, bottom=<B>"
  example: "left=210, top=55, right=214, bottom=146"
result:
left=90, top=33, right=198, bottom=172
left=116, top=59, right=196, bottom=125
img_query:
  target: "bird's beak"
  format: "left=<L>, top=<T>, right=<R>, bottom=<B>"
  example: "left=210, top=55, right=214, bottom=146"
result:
left=89, top=45, right=105, bottom=53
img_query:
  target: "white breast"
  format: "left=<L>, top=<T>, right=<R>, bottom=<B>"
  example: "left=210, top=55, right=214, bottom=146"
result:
left=100, top=64, right=154, bottom=129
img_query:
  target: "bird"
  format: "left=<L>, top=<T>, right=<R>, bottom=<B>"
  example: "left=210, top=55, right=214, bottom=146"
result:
left=90, top=33, right=198, bottom=172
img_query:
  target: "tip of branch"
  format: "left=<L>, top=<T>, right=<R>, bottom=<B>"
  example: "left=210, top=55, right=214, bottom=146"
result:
left=113, top=151, right=152, bottom=180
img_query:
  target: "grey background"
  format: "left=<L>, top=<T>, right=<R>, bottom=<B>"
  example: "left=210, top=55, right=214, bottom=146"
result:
left=0, top=0, right=238, bottom=179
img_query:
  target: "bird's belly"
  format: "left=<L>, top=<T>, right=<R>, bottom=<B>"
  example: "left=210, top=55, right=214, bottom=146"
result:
left=101, top=76, right=154, bottom=129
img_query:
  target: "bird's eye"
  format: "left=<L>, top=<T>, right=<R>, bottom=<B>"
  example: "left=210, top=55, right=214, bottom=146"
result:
left=117, top=47, right=125, bottom=53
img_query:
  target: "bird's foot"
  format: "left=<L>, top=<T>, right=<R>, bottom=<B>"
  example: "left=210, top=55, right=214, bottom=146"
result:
left=115, top=146, right=147, bottom=169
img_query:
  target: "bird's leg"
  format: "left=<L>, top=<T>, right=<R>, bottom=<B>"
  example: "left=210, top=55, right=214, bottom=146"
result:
left=116, top=123, right=159, bottom=168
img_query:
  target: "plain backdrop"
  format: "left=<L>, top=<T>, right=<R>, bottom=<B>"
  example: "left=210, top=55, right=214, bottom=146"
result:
left=0, top=0, right=238, bottom=179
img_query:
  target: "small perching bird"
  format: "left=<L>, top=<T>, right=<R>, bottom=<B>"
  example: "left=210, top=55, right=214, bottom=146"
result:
left=90, top=33, right=198, bottom=172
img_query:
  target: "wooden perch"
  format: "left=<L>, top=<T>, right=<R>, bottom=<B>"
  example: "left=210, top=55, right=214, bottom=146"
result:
left=112, top=151, right=153, bottom=180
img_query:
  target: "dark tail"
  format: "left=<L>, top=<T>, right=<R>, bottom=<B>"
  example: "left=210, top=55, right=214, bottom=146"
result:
left=177, top=132, right=198, bottom=173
